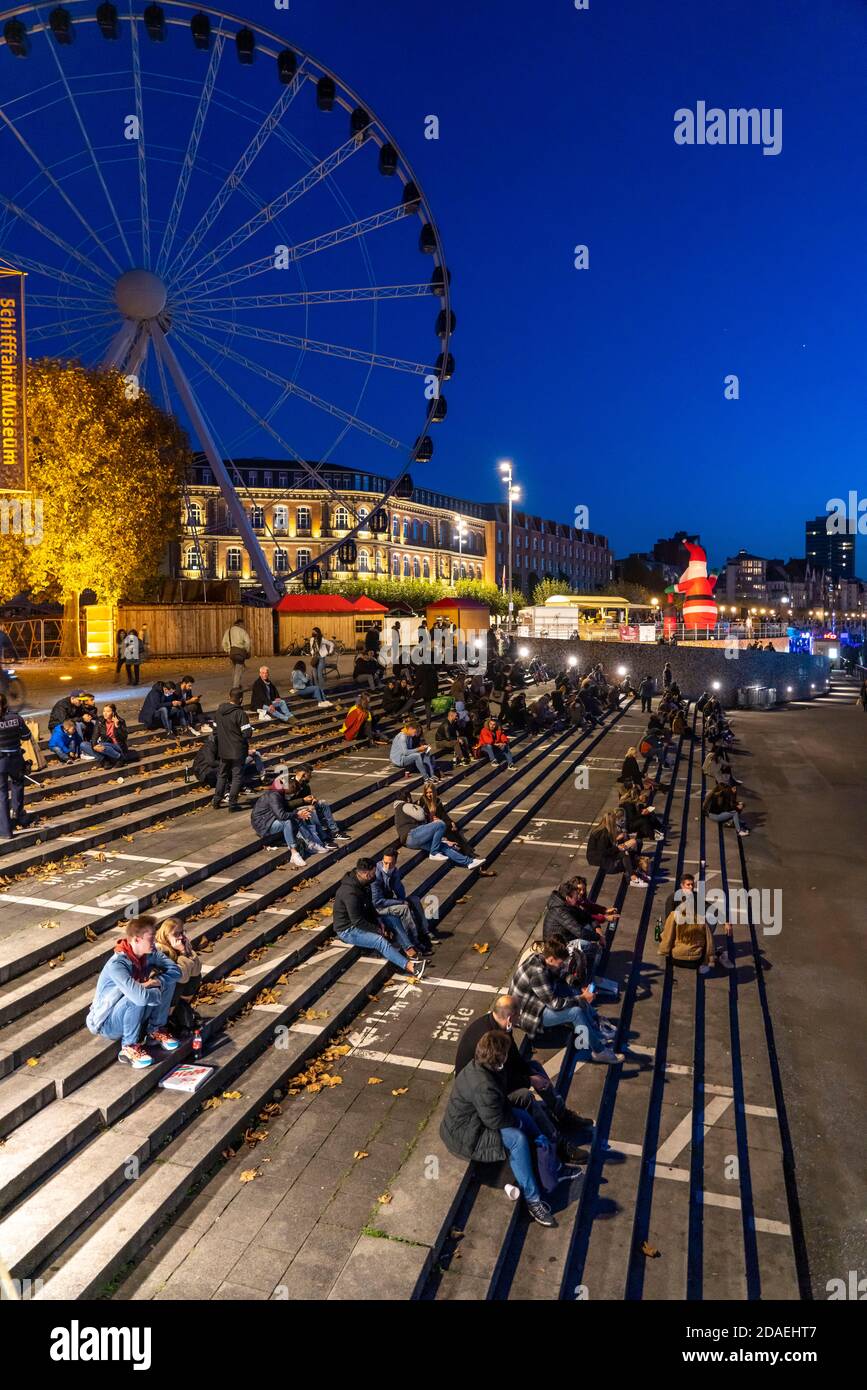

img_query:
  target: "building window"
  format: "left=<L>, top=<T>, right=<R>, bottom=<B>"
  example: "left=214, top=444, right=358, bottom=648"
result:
left=403, top=555, right=411, bottom=576
left=274, top=505, right=288, bottom=532
left=186, top=502, right=202, bottom=527
left=423, top=556, right=430, bottom=579
left=358, top=507, right=369, bottom=530
left=263, top=472, right=272, bottom=488
left=403, top=519, right=410, bottom=542
left=413, top=556, right=421, bottom=579
left=184, top=546, right=201, bottom=570
left=274, top=548, right=288, bottom=573
left=392, top=514, right=400, bottom=540
left=333, top=505, right=349, bottom=530
left=375, top=551, right=385, bottom=574
left=250, top=505, right=264, bottom=528
left=392, top=553, right=400, bottom=576
left=278, top=472, right=288, bottom=489
left=226, top=547, right=242, bottom=573
left=296, top=548, right=311, bottom=569
left=358, top=549, right=370, bottom=573
left=296, top=506, right=311, bottom=534
left=248, top=471, right=259, bottom=488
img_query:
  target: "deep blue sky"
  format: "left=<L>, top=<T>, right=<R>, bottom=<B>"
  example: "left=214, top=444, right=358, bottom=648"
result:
left=280, top=0, right=867, bottom=571
left=2, top=0, right=865, bottom=573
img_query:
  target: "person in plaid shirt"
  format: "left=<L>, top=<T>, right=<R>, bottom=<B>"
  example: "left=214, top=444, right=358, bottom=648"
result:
left=510, top=938, right=625, bottom=1065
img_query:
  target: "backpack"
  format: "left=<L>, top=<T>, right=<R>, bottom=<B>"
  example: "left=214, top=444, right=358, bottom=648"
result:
left=430, top=695, right=453, bottom=716
left=638, top=738, right=653, bottom=756
left=586, top=825, right=608, bottom=867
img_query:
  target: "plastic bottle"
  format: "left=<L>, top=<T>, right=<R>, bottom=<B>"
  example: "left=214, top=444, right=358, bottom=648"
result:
left=192, top=1028, right=202, bottom=1057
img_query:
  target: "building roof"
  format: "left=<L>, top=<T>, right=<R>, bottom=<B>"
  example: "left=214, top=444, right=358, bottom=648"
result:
left=274, top=594, right=356, bottom=613
left=351, top=596, right=389, bottom=613
left=426, top=597, right=490, bottom=610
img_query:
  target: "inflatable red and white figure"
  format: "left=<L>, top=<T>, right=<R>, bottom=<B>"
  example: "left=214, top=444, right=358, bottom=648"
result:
left=666, top=540, right=719, bottom=629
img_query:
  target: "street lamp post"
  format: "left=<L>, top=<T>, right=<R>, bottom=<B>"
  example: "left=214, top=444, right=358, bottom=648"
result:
left=455, top=516, right=467, bottom=580
left=498, top=459, right=519, bottom=621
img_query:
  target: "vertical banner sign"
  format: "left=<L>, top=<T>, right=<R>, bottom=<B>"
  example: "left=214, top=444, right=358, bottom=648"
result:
left=0, top=267, right=28, bottom=493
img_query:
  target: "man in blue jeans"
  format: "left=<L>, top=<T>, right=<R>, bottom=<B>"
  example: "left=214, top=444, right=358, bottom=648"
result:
left=390, top=723, right=438, bottom=780
left=85, top=915, right=182, bottom=1069
left=393, top=797, right=486, bottom=869
left=284, top=764, right=350, bottom=848
left=440, top=1029, right=557, bottom=1227
left=510, top=938, right=625, bottom=1065
left=332, top=859, right=426, bottom=979
left=372, top=847, right=440, bottom=955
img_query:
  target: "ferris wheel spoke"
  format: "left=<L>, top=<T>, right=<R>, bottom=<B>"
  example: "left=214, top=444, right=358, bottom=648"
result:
left=128, top=6, right=150, bottom=268
left=179, top=311, right=434, bottom=377
left=172, top=202, right=411, bottom=302
left=179, top=321, right=408, bottom=451
left=171, top=325, right=366, bottom=521
left=178, top=131, right=369, bottom=296
left=172, top=284, right=433, bottom=312
left=35, top=8, right=134, bottom=266
left=28, top=310, right=116, bottom=341
left=155, top=30, right=227, bottom=277
left=0, top=106, right=124, bottom=276
left=167, top=67, right=308, bottom=282
left=63, top=320, right=115, bottom=362
left=28, top=292, right=113, bottom=309
left=1, top=250, right=109, bottom=296
left=0, top=193, right=114, bottom=285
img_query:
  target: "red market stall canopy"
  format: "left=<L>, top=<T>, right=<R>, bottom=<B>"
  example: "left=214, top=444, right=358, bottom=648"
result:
left=274, top=594, right=355, bottom=613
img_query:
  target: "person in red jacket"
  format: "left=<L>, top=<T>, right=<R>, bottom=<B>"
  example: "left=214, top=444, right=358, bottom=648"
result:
left=474, top=716, right=515, bottom=770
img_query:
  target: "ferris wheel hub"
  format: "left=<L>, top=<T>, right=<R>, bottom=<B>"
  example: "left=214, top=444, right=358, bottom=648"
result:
left=114, top=269, right=168, bottom=321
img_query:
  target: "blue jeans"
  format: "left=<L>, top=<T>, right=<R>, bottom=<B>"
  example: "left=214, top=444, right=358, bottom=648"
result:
left=394, top=750, right=436, bottom=778
left=262, top=698, right=293, bottom=722
left=295, top=681, right=325, bottom=702
left=708, top=809, right=743, bottom=832
left=306, top=799, right=339, bottom=838
left=378, top=896, right=433, bottom=950
left=93, top=742, right=123, bottom=762
left=500, top=1106, right=549, bottom=1204
left=336, top=926, right=409, bottom=972
left=268, top=816, right=321, bottom=852
left=404, top=820, right=473, bottom=866
left=541, top=1003, right=604, bottom=1054
left=482, top=743, right=514, bottom=768
left=97, top=976, right=176, bottom=1046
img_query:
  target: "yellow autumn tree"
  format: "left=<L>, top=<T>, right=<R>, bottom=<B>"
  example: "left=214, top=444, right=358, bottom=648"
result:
left=18, top=360, right=190, bottom=655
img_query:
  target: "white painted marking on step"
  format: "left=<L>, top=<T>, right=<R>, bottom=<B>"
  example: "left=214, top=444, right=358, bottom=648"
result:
left=421, top=976, right=499, bottom=994
left=752, top=1215, right=791, bottom=1235
left=349, top=1047, right=453, bottom=1075
left=655, top=1095, right=732, bottom=1166
left=744, top=1103, right=777, bottom=1119
left=289, top=1022, right=322, bottom=1036
left=0, top=894, right=94, bottom=915
left=84, top=852, right=207, bottom=868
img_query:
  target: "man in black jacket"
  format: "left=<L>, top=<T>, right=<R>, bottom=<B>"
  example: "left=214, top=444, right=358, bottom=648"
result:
left=139, top=681, right=187, bottom=738
left=250, top=666, right=293, bottom=723
left=543, top=877, right=620, bottom=984
left=332, top=858, right=424, bottom=978
left=279, top=764, right=349, bottom=846
left=48, top=691, right=96, bottom=734
left=212, top=688, right=253, bottom=811
left=413, top=661, right=439, bottom=728
left=250, top=770, right=322, bottom=867
left=454, top=995, right=591, bottom=1154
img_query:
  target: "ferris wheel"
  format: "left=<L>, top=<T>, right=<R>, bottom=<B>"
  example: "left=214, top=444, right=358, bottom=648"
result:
left=0, top=1, right=453, bottom=602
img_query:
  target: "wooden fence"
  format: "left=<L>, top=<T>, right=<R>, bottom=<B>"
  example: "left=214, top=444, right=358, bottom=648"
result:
left=115, top=604, right=274, bottom=658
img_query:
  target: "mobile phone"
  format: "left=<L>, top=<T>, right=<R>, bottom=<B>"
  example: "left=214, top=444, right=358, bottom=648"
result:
left=587, top=983, right=596, bottom=996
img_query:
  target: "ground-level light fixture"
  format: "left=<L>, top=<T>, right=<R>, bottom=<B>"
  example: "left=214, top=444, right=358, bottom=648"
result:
left=568, top=656, right=578, bottom=667
left=787, top=686, right=793, bottom=693
left=712, top=680, right=721, bottom=690
left=518, top=646, right=529, bottom=658
left=617, top=665, right=627, bottom=676
left=829, top=648, right=838, bottom=660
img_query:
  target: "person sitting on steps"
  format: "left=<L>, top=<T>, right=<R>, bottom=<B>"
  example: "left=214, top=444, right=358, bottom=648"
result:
left=85, top=915, right=182, bottom=1069
left=440, top=1028, right=558, bottom=1228
left=392, top=790, right=486, bottom=869
left=509, top=936, right=624, bottom=1066
left=332, top=857, right=426, bottom=978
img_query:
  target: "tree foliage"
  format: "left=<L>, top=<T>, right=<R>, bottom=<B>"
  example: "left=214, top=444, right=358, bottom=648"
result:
left=23, top=361, right=189, bottom=607
left=530, top=577, right=576, bottom=607
left=314, top=574, right=526, bottom=617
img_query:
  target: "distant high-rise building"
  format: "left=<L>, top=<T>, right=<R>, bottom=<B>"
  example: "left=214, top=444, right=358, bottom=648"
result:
left=652, top=531, right=700, bottom=569
left=806, top=515, right=855, bottom=582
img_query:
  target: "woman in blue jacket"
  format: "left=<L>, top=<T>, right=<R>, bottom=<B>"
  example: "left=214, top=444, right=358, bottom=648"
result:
left=85, top=916, right=182, bottom=1069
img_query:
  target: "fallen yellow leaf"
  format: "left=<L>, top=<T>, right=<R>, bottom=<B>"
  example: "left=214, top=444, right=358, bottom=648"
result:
left=353, top=1150, right=369, bottom=1161
left=377, top=1192, right=393, bottom=1205
left=222, top=1090, right=242, bottom=1100
left=391, top=1088, right=409, bottom=1097
left=472, top=942, right=489, bottom=955
left=25, top=1057, right=39, bottom=1067
left=239, top=1169, right=259, bottom=1183
left=367, top=1077, right=383, bottom=1086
